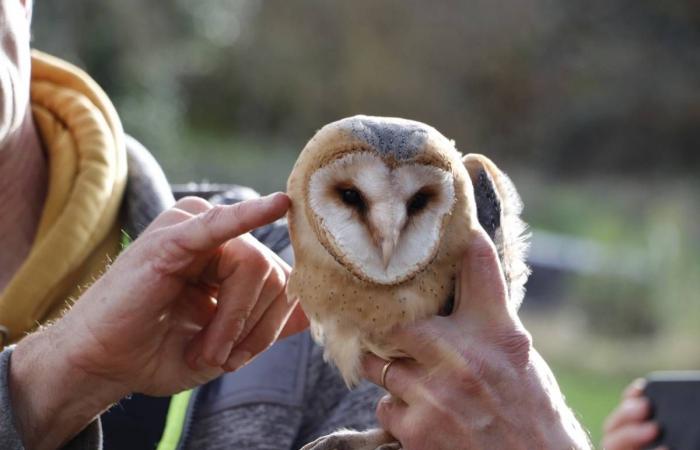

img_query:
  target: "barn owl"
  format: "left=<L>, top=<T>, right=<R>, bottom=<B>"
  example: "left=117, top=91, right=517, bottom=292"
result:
left=286, top=116, right=529, bottom=450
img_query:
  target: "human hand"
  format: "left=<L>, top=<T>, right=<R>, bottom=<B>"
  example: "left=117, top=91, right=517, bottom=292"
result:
left=361, top=229, right=591, bottom=450
left=9, top=193, right=308, bottom=449
left=602, top=380, right=661, bottom=450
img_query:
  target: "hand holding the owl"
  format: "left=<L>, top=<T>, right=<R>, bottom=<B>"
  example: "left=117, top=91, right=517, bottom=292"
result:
left=362, top=229, right=591, bottom=450
left=9, top=193, right=308, bottom=450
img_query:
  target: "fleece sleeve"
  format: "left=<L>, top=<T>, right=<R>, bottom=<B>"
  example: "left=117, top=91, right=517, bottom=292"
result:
left=0, top=346, right=103, bottom=450
left=292, top=342, right=383, bottom=448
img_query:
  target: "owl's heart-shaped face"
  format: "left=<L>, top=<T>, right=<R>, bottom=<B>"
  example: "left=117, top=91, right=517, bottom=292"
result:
left=307, top=151, right=456, bottom=285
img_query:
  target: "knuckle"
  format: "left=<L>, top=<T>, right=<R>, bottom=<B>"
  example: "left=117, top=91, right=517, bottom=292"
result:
left=245, top=249, right=271, bottom=274
left=470, top=230, right=498, bottom=260
left=268, top=263, right=287, bottom=291
left=227, top=201, right=247, bottom=225
left=493, top=326, right=533, bottom=370
left=244, top=334, right=276, bottom=360
left=201, top=204, right=228, bottom=229
left=146, top=208, right=191, bottom=231
left=375, top=396, right=393, bottom=423
left=224, top=307, right=252, bottom=322
left=148, top=230, right=187, bottom=275
left=382, top=368, right=404, bottom=396
left=221, top=317, right=248, bottom=343
left=148, top=226, right=171, bottom=244
left=174, top=196, right=212, bottom=213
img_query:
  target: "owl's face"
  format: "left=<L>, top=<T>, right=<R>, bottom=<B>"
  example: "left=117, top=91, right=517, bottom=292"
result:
left=307, top=151, right=456, bottom=285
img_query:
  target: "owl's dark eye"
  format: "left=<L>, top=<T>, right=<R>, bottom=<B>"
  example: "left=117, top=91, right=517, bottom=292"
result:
left=407, top=190, right=431, bottom=215
left=339, top=188, right=366, bottom=211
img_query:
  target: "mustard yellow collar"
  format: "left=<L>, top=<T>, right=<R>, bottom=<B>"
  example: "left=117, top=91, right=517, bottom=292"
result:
left=0, top=50, right=127, bottom=344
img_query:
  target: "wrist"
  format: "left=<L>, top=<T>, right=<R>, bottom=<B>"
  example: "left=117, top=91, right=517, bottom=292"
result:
left=528, top=350, right=592, bottom=450
left=9, top=325, right=128, bottom=450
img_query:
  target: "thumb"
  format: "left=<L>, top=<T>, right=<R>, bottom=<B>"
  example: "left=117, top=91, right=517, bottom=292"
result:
left=454, top=228, right=511, bottom=323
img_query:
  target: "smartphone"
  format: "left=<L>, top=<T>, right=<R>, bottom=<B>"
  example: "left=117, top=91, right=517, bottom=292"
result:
left=644, top=371, right=700, bottom=450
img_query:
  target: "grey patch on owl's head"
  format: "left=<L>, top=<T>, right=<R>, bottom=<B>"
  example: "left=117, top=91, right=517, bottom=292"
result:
left=340, top=115, right=429, bottom=160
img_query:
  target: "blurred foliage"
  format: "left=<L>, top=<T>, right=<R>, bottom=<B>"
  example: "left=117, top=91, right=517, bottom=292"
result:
left=32, top=0, right=700, bottom=181
left=30, top=1, right=700, bottom=439
left=523, top=181, right=700, bottom=339
left=553, top=364, right=632, bottom=446
left=573, top=275, right=659, bottom=337
left=521, top=177, right=700, bottom=339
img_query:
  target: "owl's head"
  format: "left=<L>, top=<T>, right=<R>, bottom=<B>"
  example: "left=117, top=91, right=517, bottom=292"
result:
left=290, top=116, right=471, bottom=285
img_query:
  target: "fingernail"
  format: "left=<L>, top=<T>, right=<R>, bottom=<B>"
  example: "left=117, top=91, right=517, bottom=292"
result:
left=215, top=341, right=234, bottom=366
left=225, top=350, right=251, bottom=371
left=627, top=378, right=646, bottom=395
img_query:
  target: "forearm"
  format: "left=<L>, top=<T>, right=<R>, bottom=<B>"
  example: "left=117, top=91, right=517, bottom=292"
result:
left=8, top=325, right=126, bottom=450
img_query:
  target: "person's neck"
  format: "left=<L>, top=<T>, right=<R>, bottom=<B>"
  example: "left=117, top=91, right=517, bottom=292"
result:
left=0, top=110, right=48, bottom=292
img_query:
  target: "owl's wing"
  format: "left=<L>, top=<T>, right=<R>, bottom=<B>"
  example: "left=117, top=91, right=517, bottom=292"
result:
left=463, top=154, right=530, bottom=309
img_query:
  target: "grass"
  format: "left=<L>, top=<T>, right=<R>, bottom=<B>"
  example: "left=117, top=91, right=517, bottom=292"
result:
left=551, top=364, right=632, bottom=446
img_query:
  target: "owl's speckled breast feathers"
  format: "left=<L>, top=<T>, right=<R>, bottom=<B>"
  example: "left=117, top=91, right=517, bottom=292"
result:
left=286, top=116, right=528, bottom=386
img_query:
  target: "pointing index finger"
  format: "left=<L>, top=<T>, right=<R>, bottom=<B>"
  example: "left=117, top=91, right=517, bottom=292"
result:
left=169, top=192, right=290, bottom=253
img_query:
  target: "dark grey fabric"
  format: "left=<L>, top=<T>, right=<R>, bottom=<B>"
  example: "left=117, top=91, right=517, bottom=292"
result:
left=292, top=343, right=380, bottom=447
left=121, top=135, right=176, bottom=239
left=187, top=339, right=381, bottom=450
left=195, top=333, right=311, bottom=418
left=0, top=347, right=103, bottom=450
left=0, top=347, right=28, bottom=450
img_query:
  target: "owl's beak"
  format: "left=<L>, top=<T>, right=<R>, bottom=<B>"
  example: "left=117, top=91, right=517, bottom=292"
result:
left=380, top=233, right=399, bottom=269
left=368, top=203, right=405, bottom=270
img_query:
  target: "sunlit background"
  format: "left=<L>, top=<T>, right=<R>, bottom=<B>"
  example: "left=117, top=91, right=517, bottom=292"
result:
left=34, top=1, right=700, bottom=443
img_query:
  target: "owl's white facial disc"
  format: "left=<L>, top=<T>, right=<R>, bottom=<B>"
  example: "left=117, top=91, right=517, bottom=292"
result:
left=307, top=152, right=455, bottom=284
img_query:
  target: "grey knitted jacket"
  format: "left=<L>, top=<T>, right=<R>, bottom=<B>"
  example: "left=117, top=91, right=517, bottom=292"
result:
left=0, top=137, right=381, bottom=450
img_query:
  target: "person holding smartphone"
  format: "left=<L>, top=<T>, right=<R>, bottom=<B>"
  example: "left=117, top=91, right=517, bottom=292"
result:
left=602, top=380, right=661, bottom=450
left=604, top=374, right=700, bottom=450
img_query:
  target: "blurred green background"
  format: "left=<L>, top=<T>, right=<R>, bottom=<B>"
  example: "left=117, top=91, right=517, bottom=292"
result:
left=33, top=1, right=700, bottom=444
